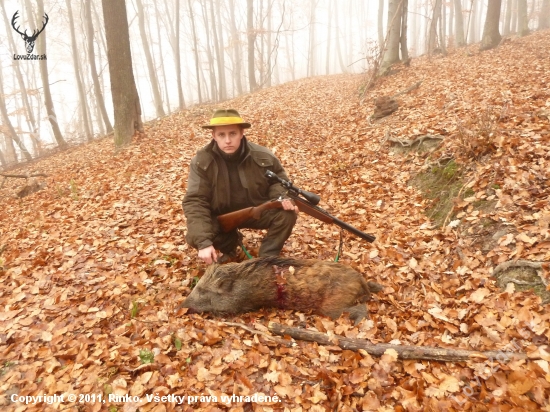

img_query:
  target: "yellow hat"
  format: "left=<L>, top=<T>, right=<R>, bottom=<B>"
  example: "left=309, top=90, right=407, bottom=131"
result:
left=201, top=109, right=251, bottom=129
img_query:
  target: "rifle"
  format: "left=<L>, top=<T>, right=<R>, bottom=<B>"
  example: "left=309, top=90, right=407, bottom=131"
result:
left=216, top=171, right=376, bottom=243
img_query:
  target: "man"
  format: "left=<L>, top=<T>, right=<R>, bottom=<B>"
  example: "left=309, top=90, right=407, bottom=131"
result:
left=183, top=109, right=297, bottom=264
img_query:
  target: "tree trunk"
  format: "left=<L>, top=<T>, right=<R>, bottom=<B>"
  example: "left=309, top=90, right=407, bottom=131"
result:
left=210, top=0, right=227, bottom=101
left=259, top=0, right=265, bottom=85
left=518, top=0, right=529, bottom=35
left=187, top=0, right=203, bottom=103
left=152, top=3, right=171, bottom=113
left=66, top=0, right=93, bottom=141
left=378, top=0, right=385, bottom=48
left=84, top=0, right=113, bottom=134
left=136, top=0, right=165, bottom=117
left=511, top=0, right=518, bottom=32
left=201, top=0, right=218, bottom=101
left=247, top=0, right=258, bottom=92
left=481, top=0, right=503, bottom=50
left=454, top=0, right=466, bottom=45
left=307, top=0, right=316, bottom=77
left=0, top=1, right=40, bottom=153
left=429, top=0, right=443, bottom=53
left=440, top=0, right=447, bottom=52
left=101, top=0, right=143, bottom=148
left=504, top=0, right=513, bottom=34
left=541, top=0, right=550, bottom=29
left=467, top=0, right=478, bottom=43
left=284, top=31, right=296, bottom=81
left=174, top=0, right=185, bottom=109
left=0, top=64, right=32, bottom=162
left=0, top=149, right=7, bottom=168
left=449, top=0, right=454, bottom=39
left=266, top=2, right=272, bottom=87
left=229, top=0, right=243, bottom=95
left=35, top=0, right=66, bottom=148
left=334, top=0, right=348, bottom=73
left=400, top=0, right=409, bottom=60
left=326, top=0, right=332, bottom=75
left=380, top=0, right=402, bottom=73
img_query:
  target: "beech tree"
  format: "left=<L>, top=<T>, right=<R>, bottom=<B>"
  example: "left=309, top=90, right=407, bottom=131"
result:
left=517, top=0, right=529, bottom=36
left=66, top=0, right=93, bottom=141
left=84, top=0, right=113, bottom=134
left=428, top=0, right=443, bottom=53
left=35, top=0, right=66, bottom=148
left=0, top=63, right=32, bottom=162
left=380, top=0, right=406, bottom=74
left=480, top=0, right=502, bottom=50
left=228, top=0, right=244, bottom=95
left=378, top=0, right=385, bottom=47
left=136, top=0, right=165, bottom=117
left=0, top=1, right=40, bottom=154
left=454, top=0, right=466, bottom=46
left=101, top=0, right=143, bottom=148
left=247, top=0, right=258, bottom=91
left=540, top=0, right=550, bottom=29
left=187, top=0, right=203, bottom=103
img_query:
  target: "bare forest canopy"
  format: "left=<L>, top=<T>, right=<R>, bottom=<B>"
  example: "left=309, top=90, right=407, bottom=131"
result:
left=0, top=7, right=550, bottom=406
left=0, top=0, right=550, bottom=162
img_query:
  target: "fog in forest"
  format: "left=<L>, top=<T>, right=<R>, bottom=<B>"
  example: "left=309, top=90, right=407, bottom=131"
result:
left=0, top=0, right=549, bottom=165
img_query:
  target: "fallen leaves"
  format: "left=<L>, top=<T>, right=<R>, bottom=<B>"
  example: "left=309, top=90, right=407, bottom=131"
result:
left=1, top=30, right=550, bottom=411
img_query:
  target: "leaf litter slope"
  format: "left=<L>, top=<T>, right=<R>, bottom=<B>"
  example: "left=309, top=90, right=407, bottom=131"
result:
left=1, top=31, right=550, bottom=411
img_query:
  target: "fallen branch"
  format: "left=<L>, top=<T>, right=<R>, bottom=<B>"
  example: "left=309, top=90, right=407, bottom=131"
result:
left=388, top=134, right=444, bottom=148
left=391, top=80, right=423, bottom=99
left=268, top=322, right=530, bottom=362
left=223, top=322, right=294, bottom=347
left=0, top=173, right=48, bottom=179
left=1, top=173, right=48, bottom=191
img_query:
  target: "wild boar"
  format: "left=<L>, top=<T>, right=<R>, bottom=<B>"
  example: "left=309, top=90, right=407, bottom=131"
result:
left=181, top=256, right=383, bottom=324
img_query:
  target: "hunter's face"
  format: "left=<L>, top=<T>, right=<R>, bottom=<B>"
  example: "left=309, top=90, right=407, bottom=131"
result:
left=212, top=125, right=244, bottom=154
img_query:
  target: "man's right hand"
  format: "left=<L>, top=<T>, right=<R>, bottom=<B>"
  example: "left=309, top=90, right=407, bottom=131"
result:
left=198, top=245, right=218, bottom=264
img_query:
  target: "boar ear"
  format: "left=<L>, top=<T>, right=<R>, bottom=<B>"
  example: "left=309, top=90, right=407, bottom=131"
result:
left=213, top=274, right=234, bottom=293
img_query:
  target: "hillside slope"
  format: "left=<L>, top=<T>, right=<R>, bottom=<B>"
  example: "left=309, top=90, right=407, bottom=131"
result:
left=1, top=31, right=550, bottom=410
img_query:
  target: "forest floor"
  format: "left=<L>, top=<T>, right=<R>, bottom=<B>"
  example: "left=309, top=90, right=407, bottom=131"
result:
left=1, top=30, right=550, bottom=412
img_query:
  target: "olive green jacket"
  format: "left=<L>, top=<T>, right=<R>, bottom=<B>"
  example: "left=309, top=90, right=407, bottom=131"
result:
left=182, top=138, right=289, bottom=250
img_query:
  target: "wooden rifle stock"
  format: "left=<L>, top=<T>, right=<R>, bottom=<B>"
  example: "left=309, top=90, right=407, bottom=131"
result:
left=217, top=200, right=285, bottom=232
left=217, top=197, right=376, bottom=243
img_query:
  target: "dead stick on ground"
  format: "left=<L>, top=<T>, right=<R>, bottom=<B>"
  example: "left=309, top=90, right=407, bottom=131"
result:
left=222, top=321, right=294, bottom=347
left=0, top=173, right=48, bottom=178
left=391, top=80, right=423, bottom=99
left=268, top=322, right=533, bottom=362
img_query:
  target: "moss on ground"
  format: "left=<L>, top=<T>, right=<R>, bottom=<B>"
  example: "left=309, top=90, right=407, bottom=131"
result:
left=495, top=266, right=550, bottom=304
left=410, top=160, right=464, bottom=227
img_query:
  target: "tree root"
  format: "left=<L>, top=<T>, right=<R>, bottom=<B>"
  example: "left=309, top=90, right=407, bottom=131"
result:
left=493, top=260, right=547, bottom=286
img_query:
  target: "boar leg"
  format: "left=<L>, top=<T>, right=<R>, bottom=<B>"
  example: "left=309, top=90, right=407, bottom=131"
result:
left=346, top=304, right=369, bottom=325
left=321, top=304, right=369, bottom=325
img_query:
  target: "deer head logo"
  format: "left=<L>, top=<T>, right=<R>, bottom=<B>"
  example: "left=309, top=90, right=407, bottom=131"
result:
left=11, top=11, right=49, bottom=54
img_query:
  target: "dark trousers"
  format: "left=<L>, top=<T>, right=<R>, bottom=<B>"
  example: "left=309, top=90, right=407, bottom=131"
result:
left=212, top=209, right=297, bottom=256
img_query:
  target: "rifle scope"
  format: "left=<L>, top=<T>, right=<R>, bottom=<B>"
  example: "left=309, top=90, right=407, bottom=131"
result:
left=265, top=170, right=321, bottom=205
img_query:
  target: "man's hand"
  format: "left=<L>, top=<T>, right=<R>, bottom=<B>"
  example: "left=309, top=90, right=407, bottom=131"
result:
left=198, top=245, right=218, bottom=264
left=281, top=199, right=299, bottom=213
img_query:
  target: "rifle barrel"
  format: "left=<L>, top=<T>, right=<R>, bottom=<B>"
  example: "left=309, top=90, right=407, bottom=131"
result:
left=331, top=216, right=376, bottom=243
left=291, top=195, right=376, bottom=243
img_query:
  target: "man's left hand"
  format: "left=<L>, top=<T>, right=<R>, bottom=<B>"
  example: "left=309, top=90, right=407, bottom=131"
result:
left=281, top=199, right=299, bottom=213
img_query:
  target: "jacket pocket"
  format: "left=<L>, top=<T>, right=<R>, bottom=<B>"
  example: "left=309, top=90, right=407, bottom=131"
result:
left=252, top=156, right=274, bottom=168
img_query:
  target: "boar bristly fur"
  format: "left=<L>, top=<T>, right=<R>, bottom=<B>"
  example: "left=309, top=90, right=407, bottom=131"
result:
left=181, top=256, right=383, bottom=324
